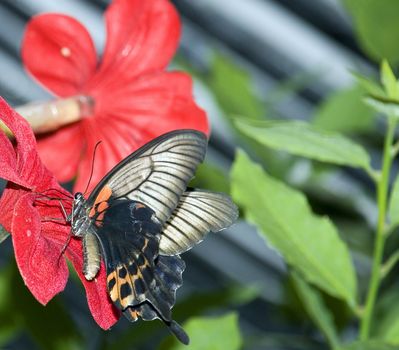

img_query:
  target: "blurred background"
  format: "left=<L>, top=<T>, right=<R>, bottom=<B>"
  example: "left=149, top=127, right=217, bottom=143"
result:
left=0, top=0, right=396, bottom=349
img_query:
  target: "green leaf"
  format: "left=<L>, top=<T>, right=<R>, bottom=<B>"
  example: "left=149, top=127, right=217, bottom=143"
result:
left=106, top=286, right=255, bottom=350
left=353, top=72, right=385, bottom=97
left=160, top=313, right=242, bottom=350
left=373, top=287, right=399, bottom=345
left=381, top=60, right=399, bottom=98
left=189, top=162, right=230, bottom=194
left=0, top=265, right=19, bottom=346
left=365, top=94, right=399, bottom=118
left=292, top=272, right=340, bottom=349
left=341, top=340, right=398, bottom=350
left=264, top=69, right=321, bottom=107
left=0, top=224, right=9, bottom=244
left=388, top=172, right=399, bottom=228
left=313, top=84, right=375, bottom=134
left=231, top=150, right=357, bottom=307
left=0, top=263, right=83, bottom=350
left=235, top=119, right=372, bottom=172
left=342, top=0, right=399, bottom=64
left=207, top=53, right=264, bottom=121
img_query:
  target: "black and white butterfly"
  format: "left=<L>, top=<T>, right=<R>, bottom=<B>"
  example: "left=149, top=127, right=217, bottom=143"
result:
left=68, top=129, right=238, bottom=344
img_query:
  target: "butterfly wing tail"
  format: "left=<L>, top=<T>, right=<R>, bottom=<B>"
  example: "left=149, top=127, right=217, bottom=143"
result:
left=122, top=255, right=188, bottom=343
left=123, top=306, right=189, bottom=345
left=166, top=320, right=189, bottom=345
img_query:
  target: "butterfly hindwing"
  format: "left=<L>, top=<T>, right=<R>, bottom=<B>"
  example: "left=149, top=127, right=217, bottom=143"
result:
left=159, top=189, right=238, bottom=255
left=87, top=130, right=207, bottom=226
left=91, top=197, right=185, bottom=328
left=94, top=199, right=161, bottom=307
left=122, top=255, right=185, bottom=321
left=122, top=255, right=188, bottom=345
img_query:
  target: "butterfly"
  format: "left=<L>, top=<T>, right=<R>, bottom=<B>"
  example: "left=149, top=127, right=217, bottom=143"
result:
left=68, top=129, right=238, bottom=344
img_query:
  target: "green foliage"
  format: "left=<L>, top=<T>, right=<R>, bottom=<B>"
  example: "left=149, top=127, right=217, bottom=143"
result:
left=364, top=95, right=399, bottom=118
left=0, top=265, right=19, bottom=346
left=0, top=263, right=83, bottom=350
left=104, top=286, right=256, bottom=350
left=292, top=272, right=340, bottom=349
left=231, top=150, right=357, bottom=307
left=388, top=172, right=399, bottom=228
left=341, top=341, right=398, bottom=350
left=312, top=84, right=375, bottom=134
left=353, top=72, right=385, bottom=97
left=0, top=224, right=9, bottom=244
left=207, top=53, right=264, bottom=121
left=356, top=61, right=399, bottom=120
left=234, top=119, right=372, bottom=173
left=373, top=287, right=399, bottom=345
left=343, top=0, right=399, bottom=64
left=381, top=60, right=399, bottom=99
left=160, top=313, right=242, bottom=350
left=189, top=162, right=230, bottom=194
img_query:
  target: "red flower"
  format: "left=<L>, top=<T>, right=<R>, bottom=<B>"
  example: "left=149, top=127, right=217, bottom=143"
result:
left=0, top=98, right=119, bottom=329
left=21, top=0, right=208, bottom=193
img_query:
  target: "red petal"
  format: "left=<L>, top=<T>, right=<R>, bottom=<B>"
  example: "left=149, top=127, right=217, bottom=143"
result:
left=0, top=98, right=51, bottom=190
left=0, top=98, right=35, bottom=188
left=11, top=194, right=69, bottom=305
left=91, top=0, right=180, bottom=89
left=22, top=14, right=97, bottom=97
left=0, top=127, right=28, bottom=188
left=73, top=71, right=208, bottom=193
left=0, top=187, right=26, bottom=233
left=36, top=123, right=84, bottom=183
left=65, top=238, right=120, bottom=329
left=99, top=71, right=209, bottom=135
left=73, top=121, right=129, bottom=193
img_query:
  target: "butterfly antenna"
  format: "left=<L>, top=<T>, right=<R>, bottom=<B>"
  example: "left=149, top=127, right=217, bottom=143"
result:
left=83, top=140, right=102, bottom=196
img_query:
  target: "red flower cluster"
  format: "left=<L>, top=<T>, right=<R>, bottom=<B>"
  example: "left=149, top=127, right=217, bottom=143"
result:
left=0, top=0, right=210, bottom=331
left=22, top=0, right=208, bottom=192
left=0, top=98, right=119, bottom=329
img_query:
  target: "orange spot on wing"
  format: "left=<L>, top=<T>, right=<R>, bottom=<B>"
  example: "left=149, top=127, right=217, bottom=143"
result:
left=125, top=308, right=139, bottom=322
left=98, top=201, right=109, bottom=213
left=89, top=185, right=112, bottom=218
left=96, top=212, right=105, bottom=223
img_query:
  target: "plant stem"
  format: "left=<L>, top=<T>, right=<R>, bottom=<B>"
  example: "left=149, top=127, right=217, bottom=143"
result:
left=380, top=249, right=399, bottom=280
left=360, top=117, right=397, bottom=340
left=392, top=139, right=399, bottom=158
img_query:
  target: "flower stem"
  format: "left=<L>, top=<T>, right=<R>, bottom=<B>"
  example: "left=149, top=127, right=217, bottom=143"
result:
left=0, top=95, right=94, bottom=136
left=360, top=117, right=397, bottom=340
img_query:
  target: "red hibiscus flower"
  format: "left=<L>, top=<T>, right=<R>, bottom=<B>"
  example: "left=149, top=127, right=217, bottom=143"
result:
left=0, top=98, right=119, bottom=329
left=21, top=0, right=208, bottom=193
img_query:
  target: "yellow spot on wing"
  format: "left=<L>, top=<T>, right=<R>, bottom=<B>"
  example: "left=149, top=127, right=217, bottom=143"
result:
left=107, top=271, right=118, bottom=303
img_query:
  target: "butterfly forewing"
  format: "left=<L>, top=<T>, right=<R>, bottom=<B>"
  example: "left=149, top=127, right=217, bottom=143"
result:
left=87, top=130, right=207, bottom=225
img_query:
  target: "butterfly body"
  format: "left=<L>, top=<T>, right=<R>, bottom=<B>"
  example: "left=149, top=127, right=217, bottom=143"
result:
left=69, top=130, right=238, bottom=345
